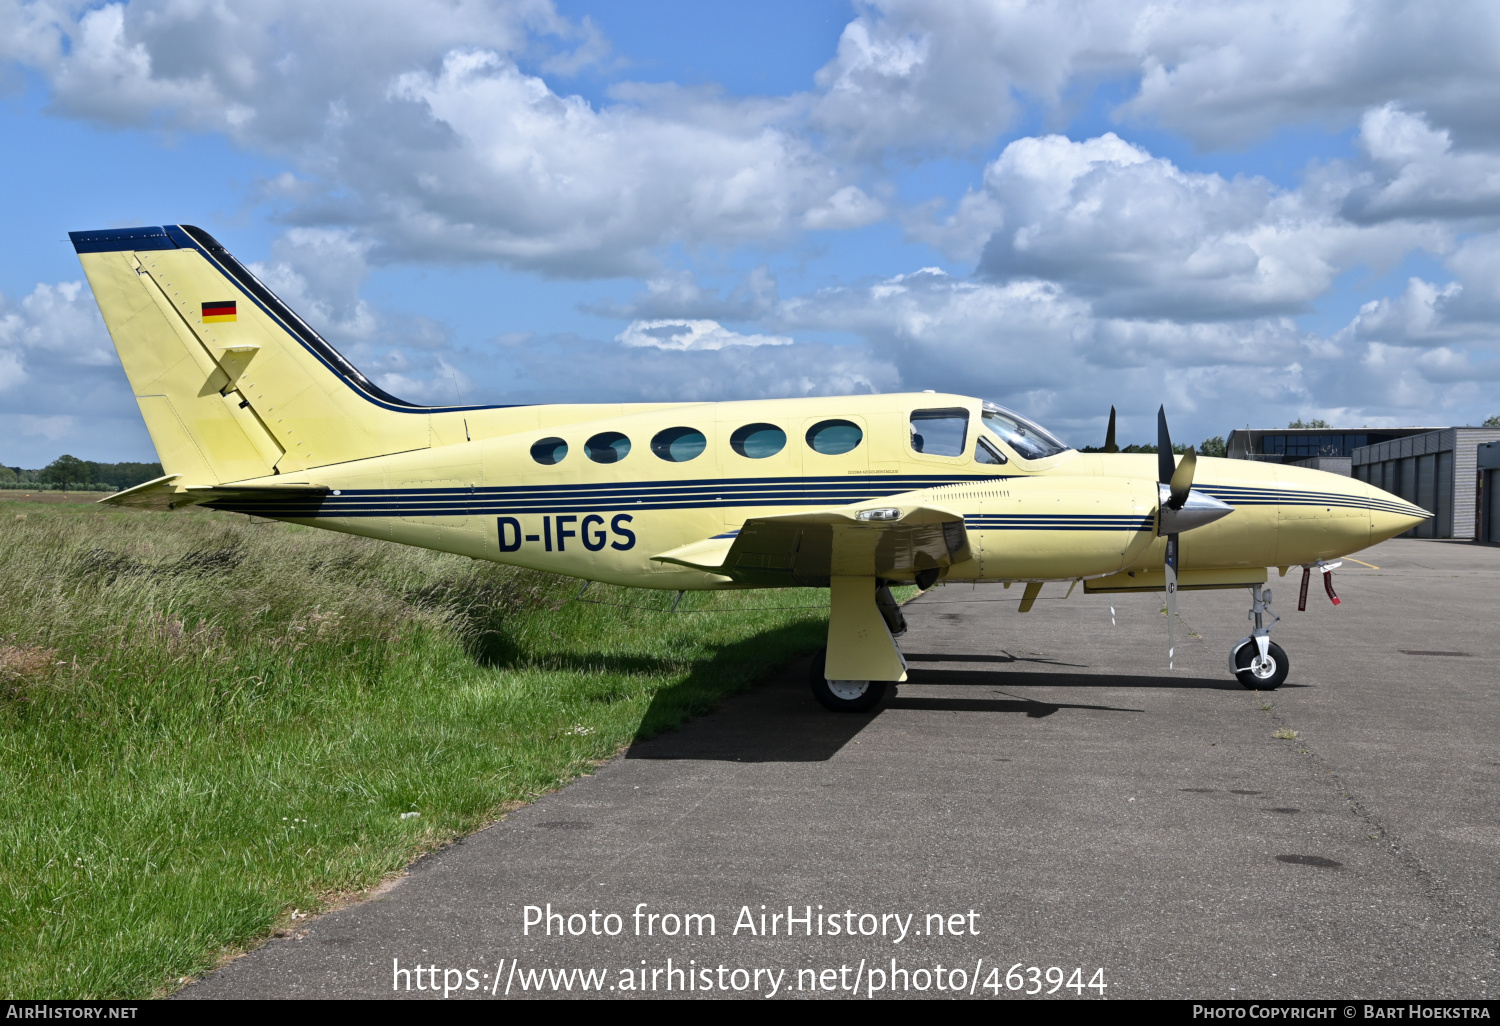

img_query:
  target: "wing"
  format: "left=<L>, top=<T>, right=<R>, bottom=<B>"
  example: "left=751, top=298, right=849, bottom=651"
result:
left=652, top=498, right=971, bottom=586
left=99, top=474, right=329, bottom=511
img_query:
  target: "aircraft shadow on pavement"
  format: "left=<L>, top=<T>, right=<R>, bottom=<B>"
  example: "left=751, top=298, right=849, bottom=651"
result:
left=623, top=636, right=1182, bottom=763
left=621, top=625, right=1286, bottom=764
left=624, top=623, right=870, bottom=763
left=902, top=652, right=1088, bottom=667
left=886, top=693, right=1141, bottom=716
left=625, top=677, right=869, bottom=764
left=625, top=708, right=869, bottom=763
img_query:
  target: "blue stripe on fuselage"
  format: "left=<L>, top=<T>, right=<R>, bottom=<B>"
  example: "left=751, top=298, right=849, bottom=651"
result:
left=965, top=514, right=1154, bottom=531
left=206, top=474, right=1010, bottom=518
left=203, top=477, right=1422, bottom=523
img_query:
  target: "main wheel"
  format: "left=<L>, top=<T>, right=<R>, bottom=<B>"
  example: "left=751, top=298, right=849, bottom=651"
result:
left=809, top=648, right=889, bottom=712
left=1233, top=640, right=1289, bottom=690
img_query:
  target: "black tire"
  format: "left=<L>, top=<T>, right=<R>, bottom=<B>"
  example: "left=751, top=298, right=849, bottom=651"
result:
left=1233, top=640, right=1289, bottom=690
left=809, top=649, right=889, bottom=712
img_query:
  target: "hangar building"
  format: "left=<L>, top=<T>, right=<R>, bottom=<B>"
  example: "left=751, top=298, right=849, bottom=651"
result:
left=1225, top=427, right=1430, bottom=474
left=1351, top=427, right=1500, bottom=539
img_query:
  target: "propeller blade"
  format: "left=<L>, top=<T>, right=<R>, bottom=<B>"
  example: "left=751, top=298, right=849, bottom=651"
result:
left=1165, top=533, right=1179, bottom=670
left=1156, top=405, right=1175, bottom=486
left=1104, top=406, right=1119, bottom=453
left=1167, top=446, right=1198, bottom=510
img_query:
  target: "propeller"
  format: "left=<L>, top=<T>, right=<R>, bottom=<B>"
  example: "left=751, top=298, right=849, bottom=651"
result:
left=1151, top=407, right=1235, bottom=668
left=1103, top=406, right=1119, bottom=453
left=1168, top=447, right=1197, bottom=510
left=1157, top=406, right=1196, bottom=670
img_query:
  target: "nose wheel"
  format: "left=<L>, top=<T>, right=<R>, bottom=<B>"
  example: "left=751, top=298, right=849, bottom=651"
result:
left=1232, top=639, right=1289, bottom=690
left=1228, top=582, right=1290, bottom=690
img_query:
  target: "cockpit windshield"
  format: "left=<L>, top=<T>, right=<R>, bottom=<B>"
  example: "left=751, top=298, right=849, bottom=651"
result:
left=980, top=402, right=1071, bottom=461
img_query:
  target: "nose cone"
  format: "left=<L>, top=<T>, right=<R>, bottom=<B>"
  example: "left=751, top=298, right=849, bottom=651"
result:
left=1256, top=463, right=1431, bottom=564
left=1366, top=484, right=1432, bottom=544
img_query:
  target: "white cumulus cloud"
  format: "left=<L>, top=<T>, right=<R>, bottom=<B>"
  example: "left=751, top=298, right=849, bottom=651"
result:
left=810, top=1, right=1500, bottom=154
left=1343, top=105, right=1500, bottom=222
left=7, top=1, right=1500, bottom=451
left=248, top=229, right=379, bottom=343
left=913, top=130, right=1443, bottom=322
left=0, top=279, right=149, bottom=464
left=615, top=319, right=793, bottom=351
left=0, top=280, right=115, bottom=386
left=774, top=261, right=1500, bottom=444
left=4, top=1, right=878, bottom=277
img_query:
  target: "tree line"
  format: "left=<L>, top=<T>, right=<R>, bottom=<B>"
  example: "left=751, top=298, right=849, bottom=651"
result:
left=1080, top=435, right=1228, bottom=457
left=0, top=457, right=164, bottom=492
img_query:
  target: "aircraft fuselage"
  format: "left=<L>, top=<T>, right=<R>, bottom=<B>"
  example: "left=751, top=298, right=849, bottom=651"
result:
left=202, top=392, right=1423, bottom=591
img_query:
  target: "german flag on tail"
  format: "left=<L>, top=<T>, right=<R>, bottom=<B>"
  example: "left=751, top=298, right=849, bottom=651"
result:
left=202, top=300, right=237, bottom=323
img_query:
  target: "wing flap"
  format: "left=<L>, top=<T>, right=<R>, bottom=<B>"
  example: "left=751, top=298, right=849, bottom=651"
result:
left=651, top=500, right=971, bottom=585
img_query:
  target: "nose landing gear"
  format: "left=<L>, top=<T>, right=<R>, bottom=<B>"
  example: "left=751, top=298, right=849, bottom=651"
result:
left=1229, top=583, right=1289, bottom=690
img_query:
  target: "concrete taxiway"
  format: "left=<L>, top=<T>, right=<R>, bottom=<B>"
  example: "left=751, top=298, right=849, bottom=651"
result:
left=182, top=538, right=1499, bottom=999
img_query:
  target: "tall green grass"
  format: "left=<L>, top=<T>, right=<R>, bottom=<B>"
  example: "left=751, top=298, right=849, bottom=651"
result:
left=0, top=500, right=832, bottom=998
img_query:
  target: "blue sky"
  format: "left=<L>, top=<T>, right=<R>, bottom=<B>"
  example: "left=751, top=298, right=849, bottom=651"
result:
left=4, top=0, right=1500, bottom=466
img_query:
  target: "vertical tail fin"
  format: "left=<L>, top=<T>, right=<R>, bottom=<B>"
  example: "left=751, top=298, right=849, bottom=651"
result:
left=71, top=225, right=439, bottom=483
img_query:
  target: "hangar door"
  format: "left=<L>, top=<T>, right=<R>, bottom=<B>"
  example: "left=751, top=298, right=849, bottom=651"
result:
left=1485, top=469, right=1499, bottom=544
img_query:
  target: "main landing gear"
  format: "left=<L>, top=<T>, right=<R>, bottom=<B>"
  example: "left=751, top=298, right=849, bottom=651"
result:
left=809, top=649, right=889, bottom=712
left=809, top=581, right=905, bottom=712
left=1228, top=583, right=1289, bottom=690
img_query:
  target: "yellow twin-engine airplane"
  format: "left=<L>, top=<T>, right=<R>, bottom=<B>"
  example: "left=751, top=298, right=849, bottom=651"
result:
left=70, top=225, right=1430, bottom=711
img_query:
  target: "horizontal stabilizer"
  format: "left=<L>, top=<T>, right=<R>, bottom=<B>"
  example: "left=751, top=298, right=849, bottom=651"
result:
left=100, top=474, right=329, bottom=511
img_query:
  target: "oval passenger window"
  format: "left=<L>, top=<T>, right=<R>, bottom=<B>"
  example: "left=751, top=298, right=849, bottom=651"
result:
left=805, top=419, right=863, bottom=456
left=651, top=426, right=706, bottom=462
left=730, top=423, right=786, bottom=459
left=584, top=431, right=631, bottom=464
left=530, top=437, right=568, bottom=465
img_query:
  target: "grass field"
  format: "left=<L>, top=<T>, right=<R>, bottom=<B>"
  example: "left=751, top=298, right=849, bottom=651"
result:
left=0, top=497, right=839, bottom=998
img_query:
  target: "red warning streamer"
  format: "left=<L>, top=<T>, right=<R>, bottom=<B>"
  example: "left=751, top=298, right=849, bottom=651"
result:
left=1299, top=566, right=1311, bottom=611
left=1323, top=568, right=1341, bottom=606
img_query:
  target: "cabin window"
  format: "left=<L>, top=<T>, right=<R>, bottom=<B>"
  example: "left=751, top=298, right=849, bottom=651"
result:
left=584, top=431, right=632, bottom=464
left=806, top=419, right=863, bottom=455
left=730, top=423, right=786, bottom=459
left=651, top=426, right=707, bottom=462
left=976, top=437, right=1008, bottom=465
left=909, top=408, right=969, bottom=457
left=530, top=437, right=568, bottom=465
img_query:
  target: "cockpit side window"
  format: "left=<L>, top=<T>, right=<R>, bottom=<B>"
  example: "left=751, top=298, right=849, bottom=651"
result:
left=980, top=402, right=1071, bottom=461
left=909, top=408, right=970, bottom=457
left=976, top=437, right=1008, bottom=465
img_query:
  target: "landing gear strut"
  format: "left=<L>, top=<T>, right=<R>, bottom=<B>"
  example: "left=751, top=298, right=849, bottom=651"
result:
left=1228, top=583, right=1289, bottom=690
